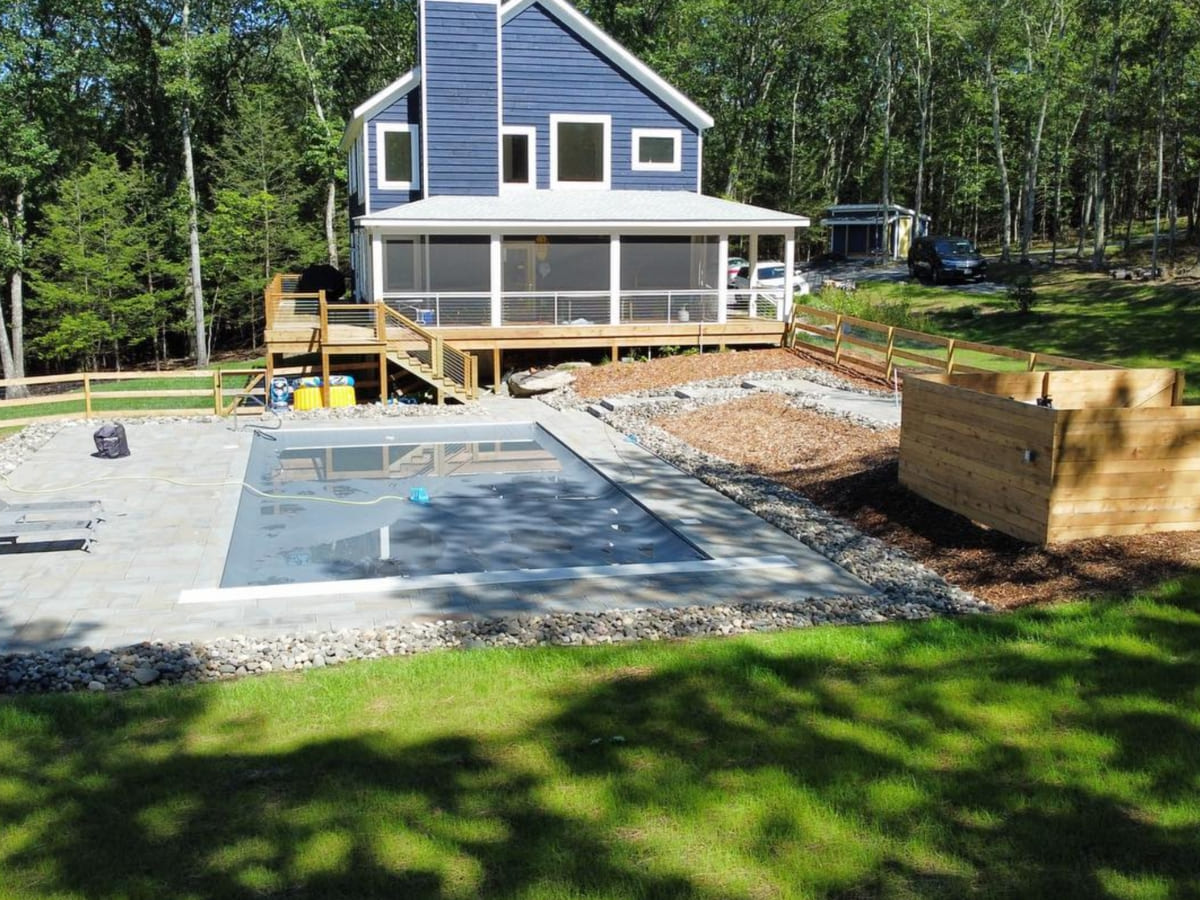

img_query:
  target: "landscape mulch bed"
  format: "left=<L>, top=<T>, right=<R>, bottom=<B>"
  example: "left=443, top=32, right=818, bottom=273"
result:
left=574, top=350, right=1199, bottom=610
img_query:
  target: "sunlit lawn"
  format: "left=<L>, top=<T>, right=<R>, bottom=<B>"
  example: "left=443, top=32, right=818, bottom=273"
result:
left=2, top=575, right=1199, bottom=898
left=850, top=267, right=1200, bottom=403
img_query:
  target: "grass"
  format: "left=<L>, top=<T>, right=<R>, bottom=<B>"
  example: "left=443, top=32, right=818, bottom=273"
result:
left=842, top=267, right=1200, bottom=403
left=2, top=575, right=1199, bottom=898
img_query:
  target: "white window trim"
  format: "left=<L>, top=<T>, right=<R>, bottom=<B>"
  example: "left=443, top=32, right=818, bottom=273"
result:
left=375, top=122, right=420, bottom=191
left=631, top=128, right=681, bottom=172
left=549, top=113, right=611, bottom=190
left=500, top=125, right=537, bottom=191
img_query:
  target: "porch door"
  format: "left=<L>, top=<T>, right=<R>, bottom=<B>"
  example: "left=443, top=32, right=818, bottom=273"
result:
left=503, top=242, right=536, bottom=292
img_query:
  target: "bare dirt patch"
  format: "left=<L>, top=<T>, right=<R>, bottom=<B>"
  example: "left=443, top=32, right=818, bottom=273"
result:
left=599, top=351, right=1198, bottom=609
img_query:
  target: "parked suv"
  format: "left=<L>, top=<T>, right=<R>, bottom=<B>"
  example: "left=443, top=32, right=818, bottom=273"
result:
left=908, top=235, right=988, bottom=283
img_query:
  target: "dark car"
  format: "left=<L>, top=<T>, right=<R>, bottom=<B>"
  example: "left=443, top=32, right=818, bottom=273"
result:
left=908, top=236, right=988, bottom=283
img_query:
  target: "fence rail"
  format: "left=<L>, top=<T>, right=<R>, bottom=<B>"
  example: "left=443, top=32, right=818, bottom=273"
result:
left=0, top=369, right=267, bottom=427
left=785, top=303, right=1116, bottom=379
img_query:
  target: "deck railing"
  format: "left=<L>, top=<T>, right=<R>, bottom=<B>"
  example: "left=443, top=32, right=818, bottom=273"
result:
left=785, top=303, right=1117, bottom=379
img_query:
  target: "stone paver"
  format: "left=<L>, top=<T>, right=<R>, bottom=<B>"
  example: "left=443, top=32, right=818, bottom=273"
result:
left=2, top=396, right=874, bottom=653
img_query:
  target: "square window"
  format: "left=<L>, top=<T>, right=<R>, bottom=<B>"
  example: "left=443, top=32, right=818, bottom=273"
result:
left=376, top=123, right=419, bottom=190
left=631, top=129, right=681, bottom=172
left=550, top=115, right=610, bottom=188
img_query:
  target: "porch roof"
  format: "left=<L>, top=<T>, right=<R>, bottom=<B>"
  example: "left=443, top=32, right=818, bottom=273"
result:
left=356, top=190, right=811, bottom=234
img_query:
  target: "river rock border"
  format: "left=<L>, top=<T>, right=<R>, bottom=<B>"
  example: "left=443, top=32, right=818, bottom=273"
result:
left=1, top=379, right=987, bottom=695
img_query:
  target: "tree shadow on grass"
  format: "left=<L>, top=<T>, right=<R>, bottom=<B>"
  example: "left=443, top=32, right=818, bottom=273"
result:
left=2, top=582, right=1199, bottom=898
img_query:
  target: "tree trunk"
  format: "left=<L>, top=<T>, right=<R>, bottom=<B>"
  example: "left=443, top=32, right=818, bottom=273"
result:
left=0, top=192, right=30, bottom=399
left=181, top=0, right=208, bottom=367
left=294, top=32, right=339, bottom=266
left=1076, top=171, right=1094, bottom=259
left=1091, top=12, right=1122, bottom=270
left=986, top=49, right=1012, bottom=261
left=1019, top=93, right=1049, bottom=262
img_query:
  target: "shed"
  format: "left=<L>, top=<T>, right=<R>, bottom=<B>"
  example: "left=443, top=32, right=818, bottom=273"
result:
left=820, top=203, right=930, bottom=260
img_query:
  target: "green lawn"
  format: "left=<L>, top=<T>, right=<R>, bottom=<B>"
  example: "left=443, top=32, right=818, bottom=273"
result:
left=3, top=575, right=1199, bottom=899
left=843, top=268, right=1200, bottom=402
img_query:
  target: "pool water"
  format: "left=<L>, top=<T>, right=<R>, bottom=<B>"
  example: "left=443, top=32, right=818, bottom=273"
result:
left=220, top=423, right=705, bottom=588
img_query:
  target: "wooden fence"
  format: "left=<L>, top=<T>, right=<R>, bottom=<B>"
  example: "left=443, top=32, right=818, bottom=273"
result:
left=0, top=369, right=266, bottom=427
left=785, top=304, right=1111, bottom=378
left=899, top=369, right=1198, bottom=544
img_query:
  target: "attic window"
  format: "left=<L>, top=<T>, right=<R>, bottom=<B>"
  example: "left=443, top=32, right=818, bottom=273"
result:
left=502, top=126, right=535, bottom=188
left=550, top=114, right=610, bottom=189
left=377, top=122, right=420, bottom=190
left=632, top=128, right=681, bottom=172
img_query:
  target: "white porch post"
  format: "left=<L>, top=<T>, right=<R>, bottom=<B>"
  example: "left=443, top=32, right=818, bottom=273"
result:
left=748, top=233, right=759, bottom=318
left=782, top=231, right=795, bottom=322
left=717, top=234, right=729, bottom=324
left=489, top=234, right=502, bottom=326
left=609, top=235, right=621, bottom=325
left=371, top=231, right=384, bottom=302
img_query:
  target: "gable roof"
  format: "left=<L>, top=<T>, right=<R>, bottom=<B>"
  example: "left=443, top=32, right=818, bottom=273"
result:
left=340, top=67, right=422, bottom=152
left=340, top=0, right=714, bottom=151
left=500, top=0, right=713, bottom=130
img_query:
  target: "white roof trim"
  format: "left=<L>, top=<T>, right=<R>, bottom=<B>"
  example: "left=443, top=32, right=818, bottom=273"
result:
left=340, top=67, right=422, bottom=152
left=500, top=0, right=714, bottom=130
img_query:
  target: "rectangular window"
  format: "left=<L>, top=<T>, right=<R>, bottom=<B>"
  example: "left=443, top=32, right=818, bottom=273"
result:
left=376, top=122, right=420, bottom=190
left=550, top=114, right=610, bottom=189
left=501, top=126, right=536, bottom=188
left=631, top=128, right=681, bottom=172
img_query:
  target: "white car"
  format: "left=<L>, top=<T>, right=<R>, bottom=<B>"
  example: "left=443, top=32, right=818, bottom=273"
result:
left=726, top=256, right=749, bottom=286
left=733, top=261, right=787, bottom=290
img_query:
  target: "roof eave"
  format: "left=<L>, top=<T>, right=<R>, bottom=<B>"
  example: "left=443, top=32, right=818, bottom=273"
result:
left=339, top=67, right=422, bottom=153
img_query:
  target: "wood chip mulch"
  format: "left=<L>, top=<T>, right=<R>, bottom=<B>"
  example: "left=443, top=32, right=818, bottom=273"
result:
left=577, top=349, right=1199, bottom=610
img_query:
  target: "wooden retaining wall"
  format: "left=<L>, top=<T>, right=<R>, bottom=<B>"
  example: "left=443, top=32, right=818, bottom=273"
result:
left=899, top=369, right=1199, bottom=544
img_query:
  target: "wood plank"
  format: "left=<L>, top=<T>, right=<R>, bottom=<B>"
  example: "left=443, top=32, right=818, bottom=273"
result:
left=1047, top=505, right=1200, bottom=528
left=1047, top=520, right=1200, bottom=542
left=900, top=468, right=1048, bottom=543
left=900, top=433, right=1052, bottom=490
left=1049, top=495, right=1200, bottom=517
left=1052, top=469, right=1200, bottom=500
left=1053, top=455, right=1200, bottom=476
left=1054, top=439, right=1200, bottom=463
left=0, top=393, right=86, bottom=409
left=904, top=410, right=1055, bottom=459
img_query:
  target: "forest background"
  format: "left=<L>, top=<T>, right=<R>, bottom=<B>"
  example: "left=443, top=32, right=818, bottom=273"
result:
left=0, top=0, right=1197, bottom=380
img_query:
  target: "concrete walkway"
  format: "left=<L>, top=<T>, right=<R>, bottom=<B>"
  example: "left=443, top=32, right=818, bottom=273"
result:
left=1, top=396, right=873, bottom=653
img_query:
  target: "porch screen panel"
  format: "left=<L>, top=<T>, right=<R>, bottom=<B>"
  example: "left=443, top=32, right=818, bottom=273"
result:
left=384, top=239, right=418, bottom=292
left=424, top=236, right=490, bottom=325
left=502, top=235, right=609, bottom=324
left=620, top=237, right=718, bottom=323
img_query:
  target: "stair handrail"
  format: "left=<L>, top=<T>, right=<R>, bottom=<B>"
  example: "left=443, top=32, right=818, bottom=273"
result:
left=381, top=306, right=478, bottom=400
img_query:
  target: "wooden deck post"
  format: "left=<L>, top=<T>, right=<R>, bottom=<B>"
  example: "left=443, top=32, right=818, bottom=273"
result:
left=379, top=351, right=388, bottom=404
left=321, top=348, right=331, bottom=408
left=492, top=347, right=501, bottom=393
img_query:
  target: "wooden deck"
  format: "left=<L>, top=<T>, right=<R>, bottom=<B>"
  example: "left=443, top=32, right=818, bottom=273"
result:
left=263, top=275, right=785, bottom=401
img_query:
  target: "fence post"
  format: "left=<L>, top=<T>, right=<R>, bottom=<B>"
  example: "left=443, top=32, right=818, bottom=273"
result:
left=1027, top=351, right=1038, bottom=371
left=946, top=338, right=956, bottom=375
left=833, top=314, right=844, bottom=366
left=884, top=326, right=896, bottom=379
left=84, top=375, right=93, bottom=419
left=432, top=337, right=444, bottom=378
left=212, top=370, right=222, bottom=415
left=319, top=290, right=328, bottom=344
left=377, top=302, right=387, bottom=342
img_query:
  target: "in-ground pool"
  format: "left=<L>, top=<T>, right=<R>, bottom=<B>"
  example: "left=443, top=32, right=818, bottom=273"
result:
left=220, top=422, right=706, bottom=588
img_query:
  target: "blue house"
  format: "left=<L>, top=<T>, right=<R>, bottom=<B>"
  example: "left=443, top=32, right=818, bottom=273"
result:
left=268, top=0, right=809, bottom=400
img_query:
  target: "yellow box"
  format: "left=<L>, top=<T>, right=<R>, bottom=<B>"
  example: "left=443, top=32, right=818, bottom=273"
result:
left=328, top=384, right=356, bottom=408
left=292, top=386, right=322, bottom=410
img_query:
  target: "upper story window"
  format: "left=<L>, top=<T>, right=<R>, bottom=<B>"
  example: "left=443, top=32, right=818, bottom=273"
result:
left=550, top=114, right=610, bottom=189
left=502, top=126, right=536, bottom=188
left=376, top=122, right=420, bottom=191
left=631, top=128, right=681, bottom=172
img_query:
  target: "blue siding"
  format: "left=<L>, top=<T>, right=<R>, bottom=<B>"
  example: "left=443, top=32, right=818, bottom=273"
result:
left=502, top=3, right=698, bottom=191
left=424, top=1, right=500, bottom=196
left=367, top=90, right=422, bottom=212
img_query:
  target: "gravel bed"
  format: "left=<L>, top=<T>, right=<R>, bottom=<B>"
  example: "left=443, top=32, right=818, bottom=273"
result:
left=544, top=369, right=986, bottom=614
left=0, top=383, right=985, bottom=695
